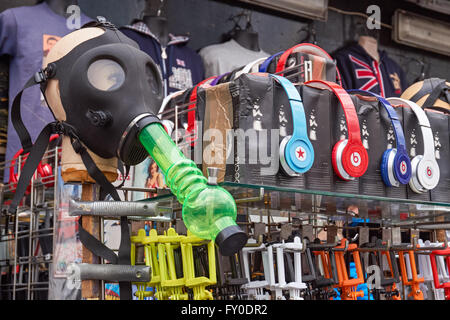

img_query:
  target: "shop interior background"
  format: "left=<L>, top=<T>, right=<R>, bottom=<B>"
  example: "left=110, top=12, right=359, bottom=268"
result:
left=1, top=0, right=449, bottom=86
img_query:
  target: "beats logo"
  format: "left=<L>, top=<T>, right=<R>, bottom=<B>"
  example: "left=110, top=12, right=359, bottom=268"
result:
left=350, top=152, right=361, bottom=167
left=295, top=146, right=306, bottom=162
left=400, top=161, right=407, bottom=175
left=426, top=166, right=433, bottom=178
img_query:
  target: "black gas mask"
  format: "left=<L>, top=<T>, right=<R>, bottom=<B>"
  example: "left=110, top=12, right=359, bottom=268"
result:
left=41, top=21, right=163, bottom=165
left=7, top=21, right=166, bottom=300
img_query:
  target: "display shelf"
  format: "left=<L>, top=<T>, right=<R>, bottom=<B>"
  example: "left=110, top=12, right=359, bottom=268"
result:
left=137, top=181, right=450, bottom=229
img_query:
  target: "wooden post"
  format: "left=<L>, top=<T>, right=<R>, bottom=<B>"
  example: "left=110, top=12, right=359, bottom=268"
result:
left=81, top=183, right=101, bottom=299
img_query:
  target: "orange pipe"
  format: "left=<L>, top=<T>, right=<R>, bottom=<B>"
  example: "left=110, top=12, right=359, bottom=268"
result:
left=334, top=239, right=364, bottom=300
left=397, top=250, right=424, bottom=300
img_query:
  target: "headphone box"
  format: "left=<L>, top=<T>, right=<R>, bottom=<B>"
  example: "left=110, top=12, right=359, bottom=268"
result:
left=379, top=104, right=408, bottom=199
left=300, top=84, right=334, bottom=193
left=425, top=109, right=450, bottom=202
left=350, top=94, right=386, bottom=197
left=401, top=105, right=431, bottom=201
left=223, top=73, right=289, bottom=188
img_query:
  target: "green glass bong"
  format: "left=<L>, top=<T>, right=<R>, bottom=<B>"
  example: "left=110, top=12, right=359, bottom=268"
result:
left=139, top=123, right=247, bottom=256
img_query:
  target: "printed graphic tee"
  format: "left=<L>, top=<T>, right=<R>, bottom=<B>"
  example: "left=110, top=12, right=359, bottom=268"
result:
left=120, top=21, right=205, bottom=96
left=333, top=44, right=407, bottom=98
left=199, top=39, right=270, bottom=78
left=0, top=2, right=92, bottom=181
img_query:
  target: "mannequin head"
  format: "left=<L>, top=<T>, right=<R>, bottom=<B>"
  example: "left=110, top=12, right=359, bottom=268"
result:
left=140, top=0, right=169, bottom=46
left=233, top=28, right=260, bottom=52
left=141, top=0, right=166, bottom=18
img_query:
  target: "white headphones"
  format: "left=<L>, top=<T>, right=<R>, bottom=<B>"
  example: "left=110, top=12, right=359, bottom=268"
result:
left=387, top=98, right=440, bottom=193
left=158, top=89, right=186, bottom=116
left=233, top=57, right=268, bottom=80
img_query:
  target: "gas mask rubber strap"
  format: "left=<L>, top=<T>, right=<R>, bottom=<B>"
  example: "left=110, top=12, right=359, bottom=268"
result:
left=8, top=122, right=54, bottom=214
left=11, top=65, right=56, bottom=153
left=10, top=75, right=41, bottom=153
left=72, top=137, right=132, bottom=299
left=115, top=160, right=131, bottom=189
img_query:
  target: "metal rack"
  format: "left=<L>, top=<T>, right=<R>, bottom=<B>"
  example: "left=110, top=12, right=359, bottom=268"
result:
left=0, top=146, right=60, bottom=300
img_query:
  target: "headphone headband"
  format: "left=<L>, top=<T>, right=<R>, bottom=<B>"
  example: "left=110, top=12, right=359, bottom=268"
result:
left=276, top=43, right=334, bottom=75
left=305, top=80, right=362, bottom=144
left=348, top=90, right=407, bottom=152
left=270, top=74, right=308, bottom=139
left=210, top=72, right=229, bottom=86
left=259, top=51, right=283, bottom=73
left=275, top=43, right=342, bottom=86
left=158, top=90, right=185, bottom=115
left=387, top=98, right=435, bottom=159
left=240, top=57, right=268, bottom=75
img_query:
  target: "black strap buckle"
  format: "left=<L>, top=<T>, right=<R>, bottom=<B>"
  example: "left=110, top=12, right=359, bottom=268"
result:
left=34, top=64, right=56, bottom=84
left=34, top=69, right=47, bottom=84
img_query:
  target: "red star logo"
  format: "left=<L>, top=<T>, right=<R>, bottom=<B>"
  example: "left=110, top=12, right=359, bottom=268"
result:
left=296, top=147, right=305, bottom=161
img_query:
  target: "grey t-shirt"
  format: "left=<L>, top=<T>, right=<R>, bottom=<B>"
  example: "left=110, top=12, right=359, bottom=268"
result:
left=199, top=39, right=269, bottom=78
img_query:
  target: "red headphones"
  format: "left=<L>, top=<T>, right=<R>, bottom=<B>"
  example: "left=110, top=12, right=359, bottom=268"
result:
left=9, top=134, right=59, bottom=193
left=275, top=43, right=343, bottom=86
left=305, top=80, right=368, bottom=180
left=186, top=76, right=217, bottom=146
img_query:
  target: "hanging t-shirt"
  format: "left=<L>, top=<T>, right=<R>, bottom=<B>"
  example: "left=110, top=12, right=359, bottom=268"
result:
left=333, top=43, right=407, bottom=98
left=0, top=2, right=92, bottom=181
left=199, top=39, right=270, bottom=78
left=120, top=21, right=205, bottom=97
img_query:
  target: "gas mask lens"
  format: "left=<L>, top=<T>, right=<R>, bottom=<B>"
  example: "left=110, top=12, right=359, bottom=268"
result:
left=87, top=59, right=125, bottom=91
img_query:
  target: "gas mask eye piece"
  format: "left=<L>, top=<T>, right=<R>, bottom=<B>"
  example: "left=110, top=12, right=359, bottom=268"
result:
left=145, top=62, right=162, bottom=97
left=87, top=59, right=125, bottom=91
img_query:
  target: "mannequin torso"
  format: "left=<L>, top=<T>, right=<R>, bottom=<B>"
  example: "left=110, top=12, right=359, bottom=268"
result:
left=358, top=35, right=379, bottom=62
left=45, top=0, right=79, bottom=17
left=233, top=29, right=260, bottom=52
left=142, top=15, right=169, bottom=47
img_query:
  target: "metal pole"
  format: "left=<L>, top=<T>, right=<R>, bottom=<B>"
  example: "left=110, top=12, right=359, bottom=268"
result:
left=27, top=168, right=35, bottom=300
left=13, top=206, right=18, bottom=300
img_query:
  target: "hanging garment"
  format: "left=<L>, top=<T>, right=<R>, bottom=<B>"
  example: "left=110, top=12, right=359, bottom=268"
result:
left=0, top=2, right=92, bottom=181
left=333, top=44, right=407, bottom=98
left=199, top=39, right=270, bottom=78
left=120, top=21, right=205, bottom=97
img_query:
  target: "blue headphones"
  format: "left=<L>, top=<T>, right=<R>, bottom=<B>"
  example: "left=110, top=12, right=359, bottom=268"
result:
left=271, top=74, right=314, bottom=176
left=259, top=52, right=283, bottom=73
left=348, top=90, right=411, bottom=187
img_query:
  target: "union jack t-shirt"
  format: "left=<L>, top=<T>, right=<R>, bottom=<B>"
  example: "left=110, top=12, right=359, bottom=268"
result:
left=333, top=44, right=407, bottom=97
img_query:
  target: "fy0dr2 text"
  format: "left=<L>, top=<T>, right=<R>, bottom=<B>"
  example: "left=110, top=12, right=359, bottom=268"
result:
left=180, top=304, right=269, bottom=317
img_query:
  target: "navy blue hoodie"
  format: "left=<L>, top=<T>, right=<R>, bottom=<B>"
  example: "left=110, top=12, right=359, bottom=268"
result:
left=333, top=44, right=407, bottom=98
left=120, top=21, right=205, bottom=96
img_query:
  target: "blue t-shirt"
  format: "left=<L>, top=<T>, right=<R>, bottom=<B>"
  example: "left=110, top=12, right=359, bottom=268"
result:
left=0, top=2, right=91, bottom=181
left=120, top=21, right=204, bottom=96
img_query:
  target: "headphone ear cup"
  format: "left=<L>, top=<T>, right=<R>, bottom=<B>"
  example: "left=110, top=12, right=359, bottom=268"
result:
left=279, top=136, right=298, bottom=176
left=332, top=139, right=353, bottom=181
left=416, top=158, right=440, bottom=191
left=381, top=149, right=398, bottom=187
left=9, top=172, right=18, bottom=193
left=38, top=163, right=54, bottom=188
left=409, top=156, right=426, bottom=193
